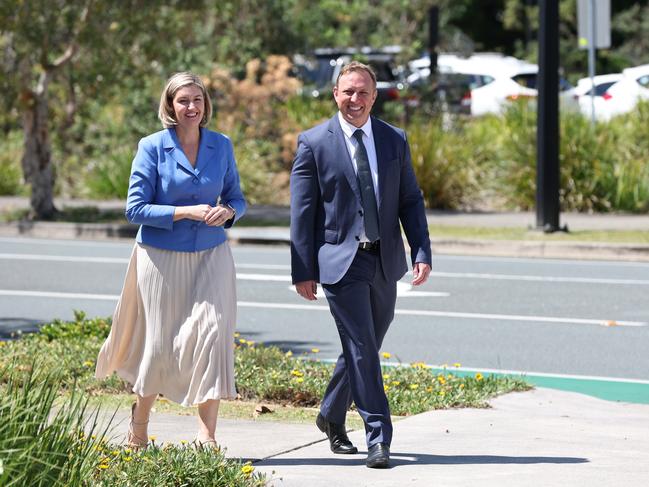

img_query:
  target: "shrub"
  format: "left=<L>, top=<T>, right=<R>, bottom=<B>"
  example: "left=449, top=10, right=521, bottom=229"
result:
left=407, top=116, right=492, bottom=210
left=0, top=364, right=107, bottom=486
left=0, top=131, right=25, bottom=196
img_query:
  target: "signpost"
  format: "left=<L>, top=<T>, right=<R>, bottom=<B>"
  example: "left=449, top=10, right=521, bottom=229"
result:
left=577, top=0, right=611, bottom=123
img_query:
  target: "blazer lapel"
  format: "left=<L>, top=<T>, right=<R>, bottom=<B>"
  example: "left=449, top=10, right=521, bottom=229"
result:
left=163, top=128, right=197, bottom=175
left=194, top=128, right=216, bottom=176
left=328, top=116, right=361, bottom=204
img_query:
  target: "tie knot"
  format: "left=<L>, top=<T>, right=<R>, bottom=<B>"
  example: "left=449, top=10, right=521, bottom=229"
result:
left=353, top=129, right=364, bottom=143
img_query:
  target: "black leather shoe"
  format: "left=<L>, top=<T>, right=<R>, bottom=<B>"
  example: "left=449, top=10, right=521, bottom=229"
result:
left=316, top=413, right=358, bottom=454
left=366, top=443, right=390, bottom=468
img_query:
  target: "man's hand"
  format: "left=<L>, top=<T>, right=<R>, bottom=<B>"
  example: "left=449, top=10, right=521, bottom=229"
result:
left=412, top=262, right=431, bottom=286
left=295, top=280, right=318, bottom=300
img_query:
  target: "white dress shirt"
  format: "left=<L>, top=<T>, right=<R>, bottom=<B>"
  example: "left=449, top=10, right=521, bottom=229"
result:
left=337, top=112, right=379, bottom=242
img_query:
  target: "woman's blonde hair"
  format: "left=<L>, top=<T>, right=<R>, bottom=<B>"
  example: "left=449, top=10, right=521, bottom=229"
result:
left=158, top=72, right=212, bottom=128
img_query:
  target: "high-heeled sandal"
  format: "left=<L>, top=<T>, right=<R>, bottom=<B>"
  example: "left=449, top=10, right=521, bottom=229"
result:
left=127, top=402, right=149, bottom=449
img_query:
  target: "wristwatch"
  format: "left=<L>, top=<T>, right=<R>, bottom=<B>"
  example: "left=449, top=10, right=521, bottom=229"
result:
left=225, top=203, right=236, bottom=219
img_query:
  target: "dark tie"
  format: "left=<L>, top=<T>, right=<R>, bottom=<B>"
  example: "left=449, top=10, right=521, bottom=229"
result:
left=353, top=129, right=379, bottom=242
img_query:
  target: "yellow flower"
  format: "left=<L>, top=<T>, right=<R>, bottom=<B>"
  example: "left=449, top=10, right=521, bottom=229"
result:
left=241, top=463, right=255, bottom=475
left=124, top=448, right=132, bottom=455
left=285, top=350, right=293, bottom=357
left=311, top=348, right=320, bottom=353
left=459, top=383, right=465, bottom=389
left=97, top=464, right=109, bottom=470
left=411, top=362, right=429, bottom=369
left=111, top=450, right=120, bottom=456
left=409, top=384, right=419, bottom=390
left=382, top=373, right=390, bottom=380
left=439, top=390, right=446, bottom=396
left=383, top=384, right=390, bottom=392
left=83, top=360, right=94, bottom=367
left=295, top=377, right=304, bottom=383
left=453, top=362, right=461, bottom=368
left=180, top=440, right=188, bottom=445
left=391, top=381, right=400, bottom=386
left=0, top=341, right=6, bottom=347
left=475, top=373, right=484, bottom=381
left=148, top=435, right=157, bottom=442
left=437, top=376, right=446, bottom=385
left=234, top=332, right=240, bottom=337
left=123, top=456, right=132, bottom=462
left=381, top=352, right=391, bottom=359
left=290, top=370, right=304, bottom=377
left=426, top=387, right=433, bottom=393
left=239, top=338, right=247, bottom=344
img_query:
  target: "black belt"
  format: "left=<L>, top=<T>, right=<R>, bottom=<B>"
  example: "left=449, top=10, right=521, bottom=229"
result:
left=358, top=241, right=380, bottom=252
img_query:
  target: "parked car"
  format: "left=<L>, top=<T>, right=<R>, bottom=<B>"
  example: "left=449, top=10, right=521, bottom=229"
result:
left=407, top=53, right=578, bottom=116
left=293, top=47, right=406, bottom=113
left=575, top=65, right=649, bottom=121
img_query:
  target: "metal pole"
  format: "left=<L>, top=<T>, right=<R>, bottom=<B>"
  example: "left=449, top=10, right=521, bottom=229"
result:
left=536, top=0, right=561, bottom=232
left=588, top=0, right=597, bottom=124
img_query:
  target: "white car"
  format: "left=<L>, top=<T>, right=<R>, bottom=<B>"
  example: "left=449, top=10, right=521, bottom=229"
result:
left=574, top=74, right=624, bottom=121
left=407, top=53, right=577, bottom=116
left=576, top=64, right=649, bottom=121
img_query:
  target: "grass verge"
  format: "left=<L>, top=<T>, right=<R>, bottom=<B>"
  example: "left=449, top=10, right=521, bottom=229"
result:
left=429, top=224, right=649, bottom=243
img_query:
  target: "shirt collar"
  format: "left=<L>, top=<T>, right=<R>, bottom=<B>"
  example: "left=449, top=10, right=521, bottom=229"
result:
left=337, top=112, right=373, bottom=140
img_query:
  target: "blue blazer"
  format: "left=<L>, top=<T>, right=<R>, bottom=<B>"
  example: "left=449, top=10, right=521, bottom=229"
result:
left=126, top=127, right=246, bottom=252
left=290, top=115, right=431, bottom=285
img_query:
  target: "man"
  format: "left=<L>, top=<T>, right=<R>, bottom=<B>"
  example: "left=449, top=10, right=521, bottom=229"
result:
left=290, top=61, right=432, bottom=469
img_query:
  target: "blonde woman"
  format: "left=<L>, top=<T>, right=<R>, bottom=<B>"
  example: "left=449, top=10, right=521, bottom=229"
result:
left=96, top=72, right=246, bottom=448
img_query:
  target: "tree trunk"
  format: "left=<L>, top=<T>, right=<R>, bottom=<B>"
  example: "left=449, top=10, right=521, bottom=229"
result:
left=21, top=76, right=57, bottom=220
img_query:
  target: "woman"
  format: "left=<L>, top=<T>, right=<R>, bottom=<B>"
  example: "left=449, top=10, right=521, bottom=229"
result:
left=95, top=72, right=246, bottom=448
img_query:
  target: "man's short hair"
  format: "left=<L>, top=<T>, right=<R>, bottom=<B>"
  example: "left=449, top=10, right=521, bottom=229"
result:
left=335, top=61, right=377, bottom=89
left=158, top=71, right=213, bottom=128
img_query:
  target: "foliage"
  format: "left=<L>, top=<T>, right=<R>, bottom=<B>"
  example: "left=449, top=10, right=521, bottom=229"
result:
left=0, top=131, right=24, bottom=195
left=0, top=364, right=106, bottom=486
left=92, top=443, right=265, bottom=487
left=0, top=313, right=530, bottom=417
left=407, top=116, right=489, bottom=209
left=0, top=362, right=265, bottom=487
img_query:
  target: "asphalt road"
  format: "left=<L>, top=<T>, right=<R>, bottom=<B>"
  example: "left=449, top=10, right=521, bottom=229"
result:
left=1, top=236, right=648, bottom=381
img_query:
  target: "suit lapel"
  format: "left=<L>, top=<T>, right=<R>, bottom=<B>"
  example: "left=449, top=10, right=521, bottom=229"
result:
left=328, top=116, right=361, bottom=204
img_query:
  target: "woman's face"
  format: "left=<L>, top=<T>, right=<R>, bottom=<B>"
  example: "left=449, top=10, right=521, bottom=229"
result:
left=172, top=84, right=204, bottom=131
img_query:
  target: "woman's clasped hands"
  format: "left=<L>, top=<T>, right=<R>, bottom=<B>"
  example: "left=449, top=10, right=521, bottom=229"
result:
left=179, top=204, right=234, bottom=226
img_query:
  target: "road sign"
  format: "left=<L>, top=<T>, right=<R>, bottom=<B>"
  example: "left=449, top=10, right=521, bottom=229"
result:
left=577, top=0, right=611, bottom=49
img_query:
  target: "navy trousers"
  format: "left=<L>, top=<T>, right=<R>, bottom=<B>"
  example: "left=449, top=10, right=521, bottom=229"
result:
left=320, top=248, right=397, bottom=447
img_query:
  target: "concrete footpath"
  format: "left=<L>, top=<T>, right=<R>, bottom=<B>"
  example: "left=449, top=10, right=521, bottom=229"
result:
left=1, top=197, right=649, bottom=261
left=100, top=388, right=649, bottom=486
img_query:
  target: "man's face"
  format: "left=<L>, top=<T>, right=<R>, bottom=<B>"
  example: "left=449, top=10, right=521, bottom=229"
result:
left=333, top=70, right=377, bottom=128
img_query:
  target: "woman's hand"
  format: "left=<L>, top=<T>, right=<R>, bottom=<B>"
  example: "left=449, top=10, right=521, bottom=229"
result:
left=204, top=204, right=235, bottom=226
left=173, top=204, right=213, bottom=222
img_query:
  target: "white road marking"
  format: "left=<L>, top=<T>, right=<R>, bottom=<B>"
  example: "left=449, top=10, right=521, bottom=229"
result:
left=287, top=281, right=450, bottom=298
left=0, top=290, right=645, bottom=327
left=3, top=253, right=648, bottom=286
left=0, top=253, right=129, bottom=264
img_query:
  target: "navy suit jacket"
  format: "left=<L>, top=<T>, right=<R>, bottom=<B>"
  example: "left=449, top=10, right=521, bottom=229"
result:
left=290, top=115, right=432, bottom=285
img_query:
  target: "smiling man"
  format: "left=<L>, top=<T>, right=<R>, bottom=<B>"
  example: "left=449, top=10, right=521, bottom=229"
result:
left=290, top=61, right=432, bottom=469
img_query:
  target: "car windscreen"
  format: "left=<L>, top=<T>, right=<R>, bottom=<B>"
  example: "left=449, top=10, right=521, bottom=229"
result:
left=586, top=81, right=618, bottom=97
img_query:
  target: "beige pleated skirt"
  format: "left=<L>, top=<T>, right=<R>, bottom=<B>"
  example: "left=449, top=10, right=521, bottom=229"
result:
left=95, top=242, right=237, bottom=406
